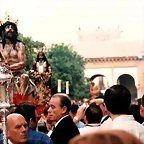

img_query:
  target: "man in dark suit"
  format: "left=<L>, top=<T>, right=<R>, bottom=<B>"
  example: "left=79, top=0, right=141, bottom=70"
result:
left=48, top=93, right=80, bottom=144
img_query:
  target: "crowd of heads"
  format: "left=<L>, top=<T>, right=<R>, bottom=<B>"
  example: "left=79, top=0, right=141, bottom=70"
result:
left=0, top=84, right=143, bottom=144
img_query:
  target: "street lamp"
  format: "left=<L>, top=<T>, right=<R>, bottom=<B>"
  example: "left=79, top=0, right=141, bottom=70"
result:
left=0, top=63, right=13, bottom=144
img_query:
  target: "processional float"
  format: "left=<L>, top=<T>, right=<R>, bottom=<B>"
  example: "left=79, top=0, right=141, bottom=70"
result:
left=0, top=12, right=19, bottom=144
left=0, top=12, right=44, bottom=144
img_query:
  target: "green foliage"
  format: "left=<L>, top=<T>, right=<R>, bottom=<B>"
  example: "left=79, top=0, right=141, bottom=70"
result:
left=18, top=33, right=45, bottom=70
left=46, top=43, right=90, bottom=99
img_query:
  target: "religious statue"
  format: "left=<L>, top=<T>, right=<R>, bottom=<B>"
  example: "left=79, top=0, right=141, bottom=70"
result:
left=0, top=13, right=25, bottom=74
left=32, top=50, right=52, bottom=105
left=0, top=12, right=37, bottom=105
left=90, top=81, right=99, bottom=99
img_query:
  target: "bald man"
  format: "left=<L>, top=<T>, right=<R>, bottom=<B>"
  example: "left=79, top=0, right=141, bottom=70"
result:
left=7, top=113, right=28, bottom=144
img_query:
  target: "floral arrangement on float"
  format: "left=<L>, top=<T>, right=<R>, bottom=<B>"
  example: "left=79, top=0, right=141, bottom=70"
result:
left=13, top=93, right=46, bottom=116
left=12, top=71, right=47, bottom=116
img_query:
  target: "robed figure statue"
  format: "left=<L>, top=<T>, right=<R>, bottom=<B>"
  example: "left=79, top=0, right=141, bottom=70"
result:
left=32, top=51, right=52, bottom=105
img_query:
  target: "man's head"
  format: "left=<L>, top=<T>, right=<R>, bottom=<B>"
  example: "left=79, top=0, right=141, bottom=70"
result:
left=69, top=130, right=143, bottom=144
left=0, top=21, right=18, bottom=40
left=140, top=95, right=144, bottom=118
left=70, top=104, right=79, bottom=118
left=90, top=96, right=107, bottom=117
left=85, top=103, right=102, bottom=124
left=137, top=98, right=141, bottom=106
left=7, top=113, right=28, bottom=144
left=48, top=93, right=71, bottom=122
left=14, top=105, right=38, bottom=130
left=104, top=85, right=131, bottom=116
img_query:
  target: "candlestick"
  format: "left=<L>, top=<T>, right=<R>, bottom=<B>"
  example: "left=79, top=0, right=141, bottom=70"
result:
left=58, top=79, right=61, bottom=92
left=0, top=62, right=13, bottom=144
left=66, top=81, right=69, bottom=94
left=0, top=85, right=6, bottom=103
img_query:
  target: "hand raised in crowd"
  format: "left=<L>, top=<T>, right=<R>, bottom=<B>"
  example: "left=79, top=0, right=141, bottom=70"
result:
left=90, top=98, right=104, bottom=105
left=73, top=105, right=87, bottom=124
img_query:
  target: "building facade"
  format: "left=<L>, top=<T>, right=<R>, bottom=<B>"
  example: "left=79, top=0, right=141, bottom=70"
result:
left=73, top=27, right=144, bottom=99
left=85, top=57, right=144, bottom=99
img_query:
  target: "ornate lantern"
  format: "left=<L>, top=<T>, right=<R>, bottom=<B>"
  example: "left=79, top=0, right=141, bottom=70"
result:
left=0, top=63, right=13, bottom=144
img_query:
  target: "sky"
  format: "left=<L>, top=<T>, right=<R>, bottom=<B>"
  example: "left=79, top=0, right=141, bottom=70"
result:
left=0, top=0, right=144, bottom=45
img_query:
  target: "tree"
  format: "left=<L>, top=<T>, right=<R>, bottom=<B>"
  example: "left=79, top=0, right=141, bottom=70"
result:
left=19, top=33, right=45, bottom=70
left=46, top=43, right=90, bottom=99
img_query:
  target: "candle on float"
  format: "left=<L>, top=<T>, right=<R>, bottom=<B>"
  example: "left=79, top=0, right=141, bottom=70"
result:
left=57, top=79, right=61, bottom=92
left=66, top=81, right=69, bottom=95
left=0, top=85, right=6, bottom=103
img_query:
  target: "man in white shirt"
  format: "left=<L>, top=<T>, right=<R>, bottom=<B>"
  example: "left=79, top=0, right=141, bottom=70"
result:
left=69, top=104, right=85, bottom=128
left=90, top=96, right=110, bottom=124
left=104, top=85, right=144, bottom=143
left=79, top=103, right=102, bottom=135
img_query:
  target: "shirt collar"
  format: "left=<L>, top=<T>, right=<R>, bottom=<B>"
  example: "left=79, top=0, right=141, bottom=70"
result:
left=101, top=115, right=108, bottom=123
left=8, top=139, right=13, bottom=144
left=86, top=124, right=100, bottom=127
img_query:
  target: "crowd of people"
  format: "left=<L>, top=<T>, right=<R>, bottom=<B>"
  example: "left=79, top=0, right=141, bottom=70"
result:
left=0, top=85, right=144, bottom=144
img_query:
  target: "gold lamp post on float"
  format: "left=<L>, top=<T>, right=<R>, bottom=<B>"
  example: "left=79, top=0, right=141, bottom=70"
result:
left=0, top=63, right=13, bottom=144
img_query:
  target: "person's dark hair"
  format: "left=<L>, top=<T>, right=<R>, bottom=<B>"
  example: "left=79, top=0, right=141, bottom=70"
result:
left=141, top=95, right=144, bottom=106
left=104, top=85, right=131, bottom=115
left=0, top=21, right=21, bottom=49
left=95, top=96, right=104, bottom=100
left=14, top=105, right=36, bottom=124
left=36, top=52, right=48, bottom=62
left=98, top=91, right=104, bottom=97
left=52, top=93, right=71, bottom=112
left=43, top=106, right=49, bottom=116
left=137, top=98, right=141, bottom=106
left=70, top=104, right=79, bottom=115
left=0, top=129, right=2, bottom=134
left=37, top=122, right=48, bottom=134
left=32, top=52, right=51, bottom=72
left=129, top=104, right=143, bottom=124
left=85, top=103, right=102, bottom=124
